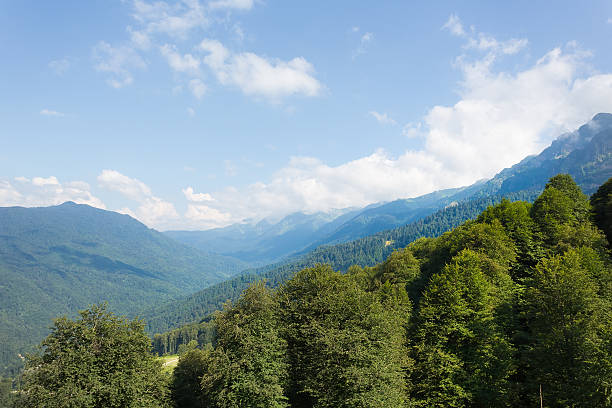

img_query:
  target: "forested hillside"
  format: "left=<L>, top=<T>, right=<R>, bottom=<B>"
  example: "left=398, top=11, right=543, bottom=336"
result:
left=0, top=203, right=246, bottom=376
left=159, top=175, right=612, bottom=407
left=144, top=114, right=612, bottom=338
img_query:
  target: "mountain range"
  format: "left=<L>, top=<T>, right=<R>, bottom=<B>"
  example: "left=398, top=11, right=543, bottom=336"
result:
left=1, top=113, right=610, bottom=376
left=143, top=113, right=612, bottom=337
left=0, top=203, right=245, bottom=375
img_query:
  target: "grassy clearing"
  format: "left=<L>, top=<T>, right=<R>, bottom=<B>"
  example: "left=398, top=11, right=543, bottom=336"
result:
left=157, top=354, right=179, bottom=374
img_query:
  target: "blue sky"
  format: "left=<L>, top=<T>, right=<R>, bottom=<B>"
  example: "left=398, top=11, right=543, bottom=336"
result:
left=1, top=0, right=612, bottom=230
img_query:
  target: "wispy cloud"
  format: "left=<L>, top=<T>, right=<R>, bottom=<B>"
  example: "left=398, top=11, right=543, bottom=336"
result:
left=368, top=111, right=397, bottom=125
left=443, top=14, right=528, bottom=56
left=209, top=0, right=254, bottom=10
left=92, top=41, right=146, bottom=88
left=48, top=58, right=71, bottom=75
left=40, top=109, right=65, bottom=117
left=160, top=44, right=200, bottom=74
left=188, top=78, right=207, bottom=99
left=353, top=31, right=374, bottom=58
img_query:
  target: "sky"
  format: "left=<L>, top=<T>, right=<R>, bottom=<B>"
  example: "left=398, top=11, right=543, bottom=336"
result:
left=1, top=0, right=612, bottom=230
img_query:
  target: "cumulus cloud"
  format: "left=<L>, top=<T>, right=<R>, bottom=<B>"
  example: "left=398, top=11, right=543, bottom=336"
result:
left=40, top=109, right=65, bottom=117
left=177, top=24, right=612, bottom=229
left=183, top=186, right=213, bottom=201
left=97, top=169, right=178, bottom=228
left=0, top=177, right=105, bottom=209
left=199, top=39, right=322, bottom=100
left=369, top=111, right=397, bottom=125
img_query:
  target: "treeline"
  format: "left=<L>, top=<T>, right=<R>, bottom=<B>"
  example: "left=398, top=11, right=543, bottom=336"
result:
left=146, top=189, right=540, bottom=340
left=168, top=175, right=611, bottom=407
left=4, top=175, right=611, bottom=407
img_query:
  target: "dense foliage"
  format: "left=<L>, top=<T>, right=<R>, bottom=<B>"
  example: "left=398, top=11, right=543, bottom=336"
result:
left=145, top=189, right=540, bottom=339
left=167, top=175, right=611, bottom=407
left=11, top=304, right=170, bottom=407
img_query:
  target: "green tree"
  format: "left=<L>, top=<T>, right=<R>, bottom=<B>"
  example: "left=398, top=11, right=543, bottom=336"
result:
left=523, top=248, right=612, bottom=407
left=591, top=176, right=612, bottom=247
left=278, top=265, right=409, bottom=408
left=16, top=304, right=170, bottom=408
left=531, top=174, right=605, bottom=254
left=410, top=250, right=516, bottom=407
left=202, top=282, right=289, bottom=408
left=171, top=347, right=215, bottom=408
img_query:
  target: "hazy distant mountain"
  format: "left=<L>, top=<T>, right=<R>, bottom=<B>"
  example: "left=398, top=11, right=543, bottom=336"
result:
left=0, top=202, right=246, bottom=376
left=165, top=207, right=364, bottom=264
left=144, top=113, right=612, bottom=336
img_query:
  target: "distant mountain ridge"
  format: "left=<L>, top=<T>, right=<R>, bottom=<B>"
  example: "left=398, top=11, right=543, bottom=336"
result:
left=165, top=207, right=364, bottom=265
left=144, top=113, right=612, bottom=337
left=166, top=113, right=612, bottom=266
left=0, top=202, right=246, bottom=376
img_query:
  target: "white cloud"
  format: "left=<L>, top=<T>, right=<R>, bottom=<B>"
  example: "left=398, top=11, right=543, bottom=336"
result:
left=607, top=18, right=612, bottom=24
left=369, top=111, right=397, bottom=125
left=443, top=14, right=528, bottom=56
left=189, top=78, right=207, bottom=98
left=0, top=177, right=105, bottom=209
left=98, top=170, right=152, bottom=200
left=160, top=44, right=201, bottom=74
left=97, top=169, right=178, bottom=228
left=183, top=186, right=213, bottom=201
left=94, top=0, right=210, bottom=88
left=199, top=39, right=322, bottom=100
left=40, top=109, right=65, bottom=117
left=443, top=14, right=466, bottom=37
left=48, top=58, right=71, bottom=75
left=185, top=203, right=233, bottom=229
left=187, top=107, right=195, bottom=116
left=402, top=122, right=424, bottom=138
left=178, top=36, right=612, bottom=229
left=132, top=0, right=208, bottom=39
left=209, top=0, right=254, bottom=10
left=93, top=41, right=146, bottom=88
left=31, top=176, right=60, bottom=186
left=353, top=31, right=373, bottom=58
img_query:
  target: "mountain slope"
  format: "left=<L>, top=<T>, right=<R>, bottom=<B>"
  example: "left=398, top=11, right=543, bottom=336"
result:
left=0, top=202, right=246, bottom=376
left=144, top=113, right=612, bottom=336
left=165, top=207, right=364, bottom=264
